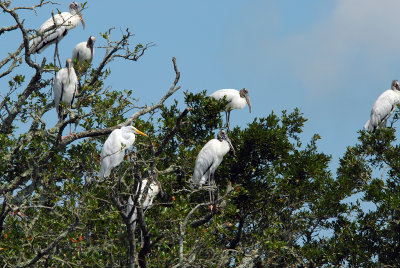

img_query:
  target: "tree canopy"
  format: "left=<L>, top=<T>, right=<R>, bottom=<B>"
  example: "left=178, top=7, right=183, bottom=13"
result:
left=1, top=2, right=400, bottom=267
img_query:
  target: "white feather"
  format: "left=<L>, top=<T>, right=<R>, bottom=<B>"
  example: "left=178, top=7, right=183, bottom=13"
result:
left=99, top=126, right=147, bottom=178
left=365, top=88, right=400, bottom=131
left=53, top=59, right=78, bottom=122
left=210, top=89, right=247, bottom=111
left=126, top=180, right=160, bottom=225
left=192, top=136, right=231, bottom=187
left=72, top=36, right=95, bottom=63
left=29, top=2, right=84, bottom=54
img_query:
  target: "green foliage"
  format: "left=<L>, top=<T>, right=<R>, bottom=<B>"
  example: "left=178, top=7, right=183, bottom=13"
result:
left=3, top=3, right=400, bottom=267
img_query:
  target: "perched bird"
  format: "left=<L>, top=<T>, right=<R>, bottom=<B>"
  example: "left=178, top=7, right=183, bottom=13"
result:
left=210, top=88, right=251, bottom=130
left=72, top=36, right=95, bottom=63
left=99, top=126, right=148, bottom=178
left=191, top=129, right=235, bottom=188
left=53, top=58, right=78, bottom=138
left=29, top=2, right=85, bottom=67
left=364, top=80, right=400, bottom=132
left=126, top=179, right=161, bottom=226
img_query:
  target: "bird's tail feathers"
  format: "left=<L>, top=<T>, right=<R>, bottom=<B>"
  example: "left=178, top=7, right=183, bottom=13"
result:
left=191, top=169, right=203, bottom=188
left=364, top=119, right=372, bottom=131
left=98, top=165, right=110, bottom=178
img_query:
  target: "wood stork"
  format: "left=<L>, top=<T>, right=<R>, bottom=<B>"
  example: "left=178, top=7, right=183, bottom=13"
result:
left=126, top=179, right=161, bottom=227
left=72, top=36, right=95, bottom=63
left=99, top=126, right=148, bottom=178
left=210, top=88, right=251, bottom=131
left=364, top=80, right=400, bottom=132
left=191, top=129, right=235, bottom=191
left=53, top=58, right=78, bottom=139
left=29, top=2, right=85, bottom=67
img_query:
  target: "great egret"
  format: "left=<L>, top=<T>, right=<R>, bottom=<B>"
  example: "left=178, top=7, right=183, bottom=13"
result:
left=210, top=88, right=251, bottom=130
left=365, top=80, right=400, bottom=131
left=99, top=126, right=147, bottom=178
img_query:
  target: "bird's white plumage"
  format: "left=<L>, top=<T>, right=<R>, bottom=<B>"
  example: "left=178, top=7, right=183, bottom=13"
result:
left=53, top=59, right=78, bottom=122
left=191, top=137, right=231, bottom=187
left=210, top=88, right=251, bottom=130
left=72, top=36, right=95, bottom=63
left=99, top=127, right=137, bottom=178
left=210, top=89, right=247, bottom=111
left=364, top=85, right=400, bottom=131
left=29, top=2, right=84, bottom=54
left=99, top=126, right=147, bottom=178
left=126, top=179, right=160, bottom=225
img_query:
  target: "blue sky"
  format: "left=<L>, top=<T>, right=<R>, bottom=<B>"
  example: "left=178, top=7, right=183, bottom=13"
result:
left=2, top=0, right=400, bottom=172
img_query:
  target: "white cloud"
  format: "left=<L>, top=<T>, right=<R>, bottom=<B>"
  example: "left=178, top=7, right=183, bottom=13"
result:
left=223, top=0, right=400, bottom=97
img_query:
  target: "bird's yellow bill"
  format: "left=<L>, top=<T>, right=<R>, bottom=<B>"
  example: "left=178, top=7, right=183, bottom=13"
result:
left=136, top=129, right=148, bottom=137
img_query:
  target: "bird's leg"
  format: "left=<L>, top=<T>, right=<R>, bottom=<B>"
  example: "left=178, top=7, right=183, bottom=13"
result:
left=53, top=45, right=58, bottom=74
left=56, top=41, right=62, bottom=69
left=73, top=118, right=80, bottom=133
left=61, top=121, right=75, bottom=141
left=226, top=111, right=231, bottom=132
left=209, top=173, right=216, bottom=211
left=208, top=174, right=213, bottom=210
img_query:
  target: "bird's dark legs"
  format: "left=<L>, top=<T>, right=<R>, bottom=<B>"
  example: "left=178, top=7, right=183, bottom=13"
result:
left=55, top=41, right=62, bottom=68
left=208, top=173, right=217, bottom=211
left=225, top=111, right=231, bottom=131
left=53, top=44, right=57, bottom=74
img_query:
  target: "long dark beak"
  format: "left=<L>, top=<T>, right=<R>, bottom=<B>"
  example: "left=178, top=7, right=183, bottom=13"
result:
left=225, top=135, right=236, bottom=157
left=67, top=62, right=71, bottom=78
left=245, top=94, right=251, bottom=113
left=79, top=13, right=85, bottom=29
left=89, top=40, right=94, bottom=58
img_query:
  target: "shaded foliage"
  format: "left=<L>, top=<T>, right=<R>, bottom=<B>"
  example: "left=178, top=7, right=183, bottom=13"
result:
left=2, top=2, right=400, bottom=267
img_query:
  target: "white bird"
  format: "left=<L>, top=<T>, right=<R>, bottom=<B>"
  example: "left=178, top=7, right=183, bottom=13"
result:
left=364, top=80, right=400, bottom=132
left=53, top=58, right=78, bottom=138
left=99, top=126, right=148, bottom=178
left=72, top=36, right=95, bottom=63
left=191, top=129, right=235, bottom=188
left=29, top=2, right=85, bottom=67
left=210, top=88, right=251, bottom=131
left=126, top=179, right=161, bottom=226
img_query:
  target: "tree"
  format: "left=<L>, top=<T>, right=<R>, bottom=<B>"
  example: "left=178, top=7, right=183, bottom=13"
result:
left=1, top=1, right=399, bottom=267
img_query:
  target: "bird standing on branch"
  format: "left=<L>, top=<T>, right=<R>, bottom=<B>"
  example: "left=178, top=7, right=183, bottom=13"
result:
left=210, top=88, right=251, bottom=131
left=365, top=80, right=400, bottom=132
left=72, top=35, right=95, bottom=63
left=29, top=2, right=85, bottom=68
left=127, top=179, right=161, bottom=227
left=99, top=126, right=148, bottom=178
left=53, top=58, right=78, bottom=140
left=191, top=129, right=235, bottom=208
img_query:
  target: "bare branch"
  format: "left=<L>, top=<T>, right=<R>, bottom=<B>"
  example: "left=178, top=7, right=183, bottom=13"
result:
left=0, top=58, right=46, bottom=133
left=0, top=2, right=40, bottom=70
left=57, top=57, right=181, bottom=144
left=0, top=24, right=18, bottom=35
left=155, top=107, right=191, bottom=157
